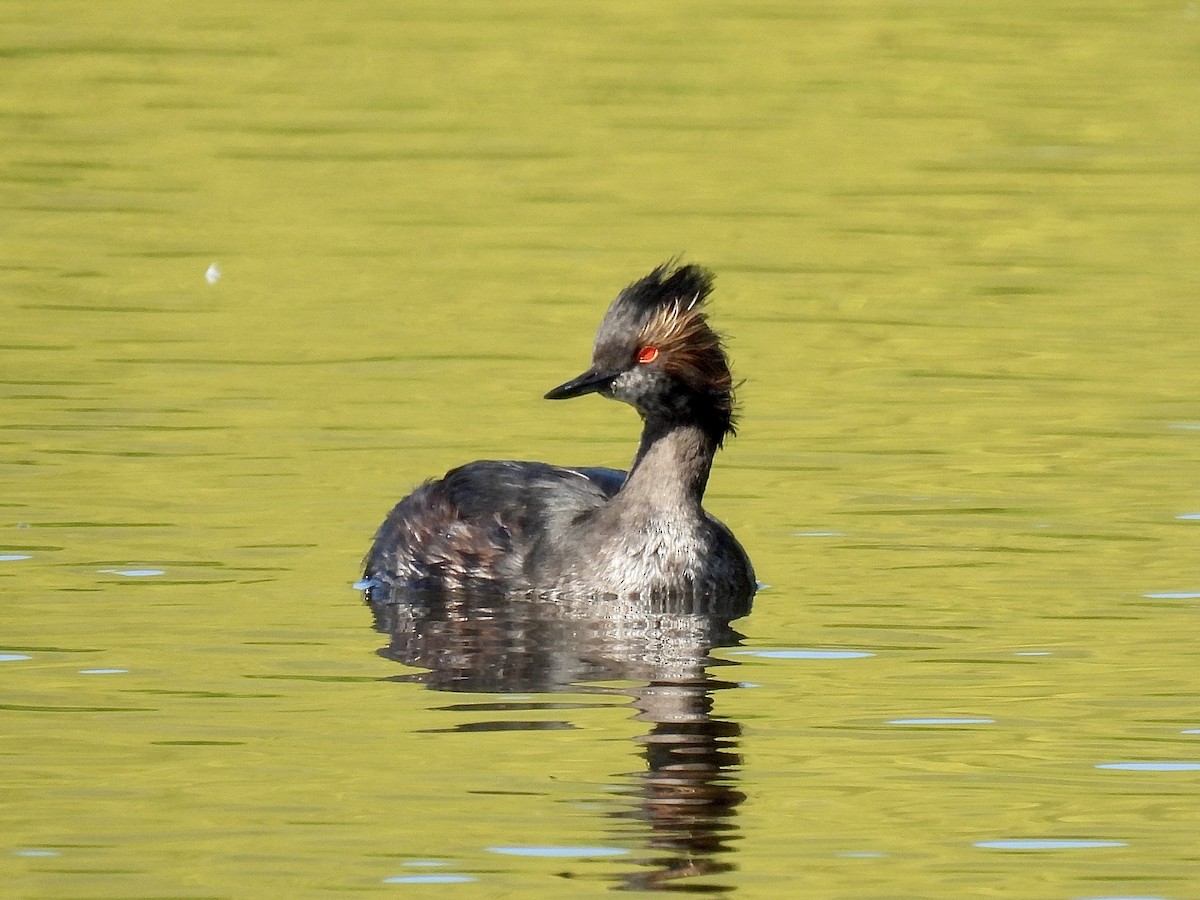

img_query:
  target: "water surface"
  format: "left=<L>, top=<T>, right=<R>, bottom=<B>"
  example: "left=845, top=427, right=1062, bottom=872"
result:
left=3, top=1, right=1199, bottom=896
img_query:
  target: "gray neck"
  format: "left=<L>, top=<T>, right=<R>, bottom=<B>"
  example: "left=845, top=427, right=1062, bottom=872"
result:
left=619, top=420, right=717, bottom=512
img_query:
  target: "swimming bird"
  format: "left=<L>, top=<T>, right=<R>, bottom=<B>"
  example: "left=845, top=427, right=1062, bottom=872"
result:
left=362, top=263, right=755, bottom=603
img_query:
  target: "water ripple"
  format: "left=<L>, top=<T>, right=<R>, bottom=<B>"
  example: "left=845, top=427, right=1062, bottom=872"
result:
left=1096, top=761, right=1200, bottom=772
left=731, top=649, right=875, bottom=660
left=975, top=839, right=1126, bottom=851
left=487, top=845, right=628, bottom=858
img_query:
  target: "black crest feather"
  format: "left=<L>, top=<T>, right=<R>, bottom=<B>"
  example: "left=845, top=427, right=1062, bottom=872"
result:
left=613, top=262, right=714, bottom=317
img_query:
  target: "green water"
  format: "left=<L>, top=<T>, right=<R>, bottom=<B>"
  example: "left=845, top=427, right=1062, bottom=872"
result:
left=3, top=1, right=1200, bottom=896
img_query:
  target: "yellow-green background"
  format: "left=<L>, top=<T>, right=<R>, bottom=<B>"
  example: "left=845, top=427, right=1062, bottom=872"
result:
left=3, top=2, right=1199, bottom=896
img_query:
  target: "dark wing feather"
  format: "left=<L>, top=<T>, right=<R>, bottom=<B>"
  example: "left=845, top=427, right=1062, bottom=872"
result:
left=363, top=460, right=625, bottom=594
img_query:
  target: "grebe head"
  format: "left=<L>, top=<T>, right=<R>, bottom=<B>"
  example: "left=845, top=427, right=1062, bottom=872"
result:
left=545, top=263, right=736, bottom=444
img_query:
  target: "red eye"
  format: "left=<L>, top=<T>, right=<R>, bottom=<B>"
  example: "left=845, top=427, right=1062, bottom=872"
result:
left=637, top=346, right=659, bottom=364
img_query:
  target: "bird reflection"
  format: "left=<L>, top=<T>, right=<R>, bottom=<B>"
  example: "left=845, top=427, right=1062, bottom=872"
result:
left=368, top=588, right=749, bottom=891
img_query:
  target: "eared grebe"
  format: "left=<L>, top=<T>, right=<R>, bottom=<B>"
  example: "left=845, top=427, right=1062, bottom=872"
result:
left=363, top=263, right=755, bottom=603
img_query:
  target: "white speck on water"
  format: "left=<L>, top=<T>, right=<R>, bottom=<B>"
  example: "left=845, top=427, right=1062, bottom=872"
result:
left=205, top=262, right=221, bottom=284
